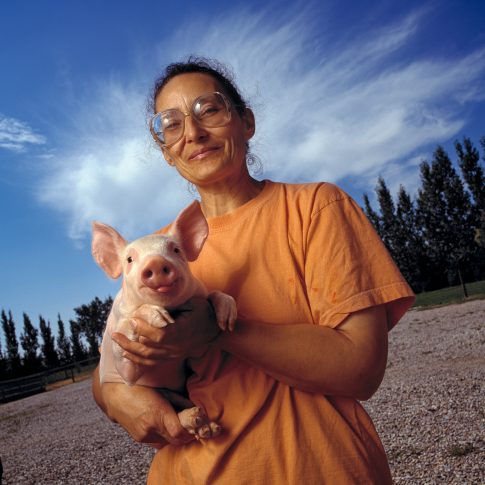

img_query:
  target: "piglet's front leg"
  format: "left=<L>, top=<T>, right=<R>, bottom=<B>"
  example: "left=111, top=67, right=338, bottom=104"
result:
left=133, top=304, right=175, bottom=328
left=208, top=291, right=237, bottom=331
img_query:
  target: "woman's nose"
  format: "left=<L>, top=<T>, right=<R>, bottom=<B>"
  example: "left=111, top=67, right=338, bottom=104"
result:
left=184, top=115, right=208, bottom=142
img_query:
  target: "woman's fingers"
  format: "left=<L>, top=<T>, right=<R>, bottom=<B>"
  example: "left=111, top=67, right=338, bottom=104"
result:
left=131, top=318, right=169, bottom=344
left=112, top=332, right=168, bottom=362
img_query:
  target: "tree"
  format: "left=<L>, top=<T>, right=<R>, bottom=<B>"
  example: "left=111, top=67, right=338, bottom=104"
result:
left=74, top=296, right=112, bottom=357
left=56, top=314, right=72, bottom=365
left=1, top=310, right=22, bottom=377
left=394, top=186, right=431, bottom=292
left=39, top=316, right=59, bottom=369
left=455, top=137, right=485, bottom=211
left=20, top=313, right=41, bottom=374
left=364, top=179, right=431, bottom=292
left=69, top=320, right=87, bottom=362
left=456, top=137, right=485, bottom=261
left=362, top=135, right=485, bottom=293
left=417, top=146, right=475, bottom=292
left=475, top=211, right=485, bottom=248
left=0, top=335, right=7, bottom=378
left=375, top=177, right=400, bottom=255
left=363, top=193, right=383, bottom=238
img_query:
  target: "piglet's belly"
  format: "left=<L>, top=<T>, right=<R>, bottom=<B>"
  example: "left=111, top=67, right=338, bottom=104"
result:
left=134, top=358, right=187, bottom=391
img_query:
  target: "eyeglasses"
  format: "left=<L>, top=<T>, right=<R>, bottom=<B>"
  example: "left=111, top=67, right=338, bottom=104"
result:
left=150, top=91, right=233, bottom=147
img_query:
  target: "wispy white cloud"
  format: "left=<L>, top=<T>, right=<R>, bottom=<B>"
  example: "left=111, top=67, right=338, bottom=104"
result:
left=0, top=114, right=46, bottom=152
left=172, top=6, right=482, bottom=185
left=38, top=5, right=485, bottom=242
left=38, top=80, right=194, bottom=243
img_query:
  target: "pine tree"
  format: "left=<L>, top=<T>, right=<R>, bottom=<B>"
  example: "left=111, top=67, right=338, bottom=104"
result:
left=365, top=178, right=433, bottom=292
left=0, top=335, right=7, bottom=378
left=456, top=137, right=485, bottom=261
left=1, top=310, right=22, bottom=377
left=475, top=212, right=485, bottom=248
left=69, top=320, right=87, bottom=362
left=417, top=146, right=474, bottom=290
left=39, top=316, right=59, bottom=369
left=477, top=137, right=485, bottom=247
left=56, top=314, right=72, bottom=365
left=74, top=296, right=110, bottom=357
left=20, top=313, right=42, bottom=374
left=455, top=137, right=485, bottom=211
left=394, top=186, right=431, bottom=292
left=362, top=193, right=383, bottom=238
left=375, top=177, right=400, bottom=254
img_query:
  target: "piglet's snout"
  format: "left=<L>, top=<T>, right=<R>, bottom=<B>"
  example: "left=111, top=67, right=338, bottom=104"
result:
left=141, top=257, right=177, bottom=290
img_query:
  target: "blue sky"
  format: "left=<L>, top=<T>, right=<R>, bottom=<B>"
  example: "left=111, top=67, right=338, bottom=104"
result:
left=1, top=0, right=484, bottom=342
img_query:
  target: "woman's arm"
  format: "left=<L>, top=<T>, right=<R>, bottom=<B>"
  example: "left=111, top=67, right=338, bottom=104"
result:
left=217, top=305, right=388, bottom=400
left=92, top=366, right=195, bottom=447
left=115, top=301, right=388, bottom=401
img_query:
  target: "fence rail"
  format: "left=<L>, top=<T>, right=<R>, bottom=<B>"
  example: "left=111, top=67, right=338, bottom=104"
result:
left=0, top=356, right=100, bottom=404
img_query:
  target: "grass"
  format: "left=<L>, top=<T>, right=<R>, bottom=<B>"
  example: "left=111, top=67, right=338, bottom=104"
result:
left=413, top=280, right=485, bottom=309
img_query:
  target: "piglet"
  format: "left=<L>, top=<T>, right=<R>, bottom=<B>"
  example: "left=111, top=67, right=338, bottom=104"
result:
left=92, top=201, right=236, bottom=438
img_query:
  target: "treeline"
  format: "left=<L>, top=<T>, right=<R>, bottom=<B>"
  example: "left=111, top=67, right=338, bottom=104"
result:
left=0, top=296, right=112, bottom=380
left=363, top=136, right=485, bottom=293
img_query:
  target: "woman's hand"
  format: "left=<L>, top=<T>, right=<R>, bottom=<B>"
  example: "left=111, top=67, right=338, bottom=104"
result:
left=112, top=297, right=221, bottom=366
left=92, top=366, right=200, bottom=447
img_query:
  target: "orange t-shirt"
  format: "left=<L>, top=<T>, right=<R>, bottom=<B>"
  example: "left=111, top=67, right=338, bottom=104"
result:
left=147, top=180, right=414, bottom=484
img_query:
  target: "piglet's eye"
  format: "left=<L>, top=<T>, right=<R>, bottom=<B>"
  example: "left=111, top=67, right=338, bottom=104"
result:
left=127, top=256, right=133, bottom=263
left=174, top=247, right=180, bottom=254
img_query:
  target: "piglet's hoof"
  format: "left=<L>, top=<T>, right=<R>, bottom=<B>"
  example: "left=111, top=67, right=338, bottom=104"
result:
left=178, top=406, right=222, bottom=439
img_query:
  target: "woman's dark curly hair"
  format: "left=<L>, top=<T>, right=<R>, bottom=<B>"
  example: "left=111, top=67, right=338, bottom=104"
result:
left=149, top=56, right=249, bottom=118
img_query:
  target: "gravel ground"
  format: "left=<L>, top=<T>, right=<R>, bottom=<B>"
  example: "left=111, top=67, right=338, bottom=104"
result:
left=1, top=299, right=484, bottom=484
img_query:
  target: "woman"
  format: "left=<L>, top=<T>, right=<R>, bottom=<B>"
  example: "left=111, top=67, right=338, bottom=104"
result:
left=92, top=57, right=415, bottom=483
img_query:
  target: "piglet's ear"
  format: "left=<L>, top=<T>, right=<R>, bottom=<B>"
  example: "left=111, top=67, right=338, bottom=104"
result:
left=168, top=201, right=208, bottom=261
left=91, top=222, right=127, bottom=279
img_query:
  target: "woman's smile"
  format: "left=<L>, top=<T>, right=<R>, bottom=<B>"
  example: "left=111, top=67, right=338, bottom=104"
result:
left=189, top=145, right=221, bottom=161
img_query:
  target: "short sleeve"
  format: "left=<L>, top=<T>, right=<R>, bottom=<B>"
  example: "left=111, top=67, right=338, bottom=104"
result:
left=304, top=188, right=415, bottom=330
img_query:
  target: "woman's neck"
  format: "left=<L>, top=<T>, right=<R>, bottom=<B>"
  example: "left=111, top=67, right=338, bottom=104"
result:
left=197, top=175, right=265, bottom=218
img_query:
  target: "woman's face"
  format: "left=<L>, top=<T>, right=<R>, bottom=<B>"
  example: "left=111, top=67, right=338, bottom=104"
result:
left=154, top=73, right=255, bottom=188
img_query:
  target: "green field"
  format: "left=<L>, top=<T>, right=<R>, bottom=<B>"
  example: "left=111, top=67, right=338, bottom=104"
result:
left=414, top=280, right=485, bottom=309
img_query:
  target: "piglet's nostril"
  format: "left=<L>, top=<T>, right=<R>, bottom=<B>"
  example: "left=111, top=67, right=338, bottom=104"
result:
left=163, top=266, right=171, bottom=275
left=143, top=269, right=154, bottom=280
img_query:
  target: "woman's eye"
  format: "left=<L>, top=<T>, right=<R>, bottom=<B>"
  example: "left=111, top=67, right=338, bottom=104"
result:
left=162, top=115, right=182, bottom=131
left=199, top=105, right=219, bottom=117
left=195, top=99, right=221, bottom=116
left=127, top=256, right=133, bottom=263
left=164, top=120, right=181, bottom=132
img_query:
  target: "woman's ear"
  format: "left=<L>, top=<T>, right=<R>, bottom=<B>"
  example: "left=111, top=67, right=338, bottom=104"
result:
left=242, top=108, right=256, bottom=141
